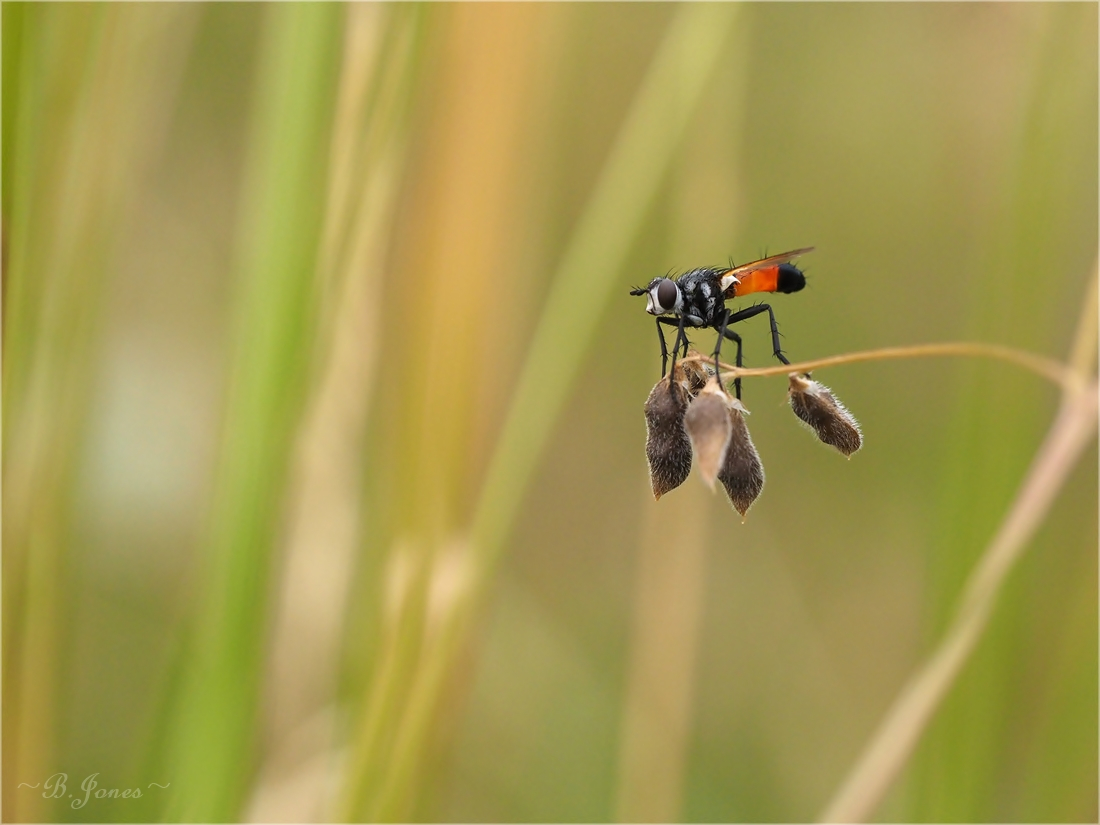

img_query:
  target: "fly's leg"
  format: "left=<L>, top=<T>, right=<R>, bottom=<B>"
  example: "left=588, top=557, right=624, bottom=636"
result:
left=656, top=316, right=689, bottom=379
left=725, top=303, right=792, bottom=365
left=654, top=318, right=670, bottom=377
left=715, top=310, right=745, bottom=398
left=667, top=314, right=688, bottom=385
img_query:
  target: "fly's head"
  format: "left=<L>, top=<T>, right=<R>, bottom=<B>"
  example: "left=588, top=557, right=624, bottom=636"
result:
left=630, top=277, right=682, bottom=317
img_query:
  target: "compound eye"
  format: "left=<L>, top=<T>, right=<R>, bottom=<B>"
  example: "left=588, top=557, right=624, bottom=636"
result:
left=654, top=278, right=679, bottom=312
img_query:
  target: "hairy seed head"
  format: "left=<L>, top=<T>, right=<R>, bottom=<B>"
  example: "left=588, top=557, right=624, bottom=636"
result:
left=644, top=377, right=693, bottom=499
left=718, top=398, right=765, bottom=519
left=788, top=373, right=863, bottom=457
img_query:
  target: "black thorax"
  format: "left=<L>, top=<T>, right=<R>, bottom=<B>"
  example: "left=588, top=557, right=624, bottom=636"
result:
left=676, top=268, right=725, bottom=327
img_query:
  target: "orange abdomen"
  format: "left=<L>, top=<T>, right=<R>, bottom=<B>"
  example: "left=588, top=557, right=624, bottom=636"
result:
left=731, top=263, right=805, bottom=297
left=732, top=266, right=781, bottom=297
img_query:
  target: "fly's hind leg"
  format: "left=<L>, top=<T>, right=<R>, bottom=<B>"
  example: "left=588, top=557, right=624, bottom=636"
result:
left=725, top=303, right=792, bottom=365
left=715, top=313, right=745, bottom=399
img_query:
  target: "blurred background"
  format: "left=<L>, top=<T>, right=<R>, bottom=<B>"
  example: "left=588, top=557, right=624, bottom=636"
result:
left=3, top=3, right=1096, bottom=823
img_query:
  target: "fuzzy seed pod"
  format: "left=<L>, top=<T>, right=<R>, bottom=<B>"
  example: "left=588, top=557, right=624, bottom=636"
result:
left=788, top=373, right=863, bottom=457
left=644, top=377, right=693, bottom=499
left=683, top=378, right=733, bottom=490
left=718, top=398, right=765, bottom=519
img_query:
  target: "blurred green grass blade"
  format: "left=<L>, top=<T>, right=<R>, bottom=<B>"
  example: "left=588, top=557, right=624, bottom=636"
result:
left=2, top=2, right=26, bottom=224
left=1, top=6, right=198, bottom=818
left=160, top=5, right=341, bottom=820
left=912, top=6, right=1098, bottom=820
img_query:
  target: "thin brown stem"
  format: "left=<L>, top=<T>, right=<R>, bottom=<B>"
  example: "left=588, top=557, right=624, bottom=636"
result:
left=680, top=341, right=1075, bottom=392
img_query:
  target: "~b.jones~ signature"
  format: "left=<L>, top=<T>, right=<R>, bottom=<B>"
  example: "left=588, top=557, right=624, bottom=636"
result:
left=17, top=773, right=170, bottom=809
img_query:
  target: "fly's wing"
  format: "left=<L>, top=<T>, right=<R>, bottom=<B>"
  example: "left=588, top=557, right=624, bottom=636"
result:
left=719, top=247, right=814, bottom=298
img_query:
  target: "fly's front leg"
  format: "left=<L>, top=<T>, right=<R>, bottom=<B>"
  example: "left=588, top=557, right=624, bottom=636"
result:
left=656, top=316, right=688, bottom=378
left=654, top=318, right=670, bottom=377
left=668, top=315, right=688, bottom=383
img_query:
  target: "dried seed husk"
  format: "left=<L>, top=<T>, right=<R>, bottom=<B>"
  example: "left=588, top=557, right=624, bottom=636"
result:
left=676, top=359, right=710, bottom=398
left=683, top=378, right=733, bottom=490
left=661, top=359, right=710, bottom=403
left=718, top=398, right=765, bottom=518
left=788, top=373, right=863, bottom=457
left=644, top=377, right=693, bottom=499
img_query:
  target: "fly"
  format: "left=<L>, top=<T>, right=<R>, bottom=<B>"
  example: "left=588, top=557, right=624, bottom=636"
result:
left=630, top=247, right=813, bottom=398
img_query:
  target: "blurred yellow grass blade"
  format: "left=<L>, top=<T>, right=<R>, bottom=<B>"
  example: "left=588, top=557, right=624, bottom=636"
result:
left=470, top=3, right=742, bottom=573
left=339, top=3, right=550, bottom=817
left=160, top=5, right=341, bottom=821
